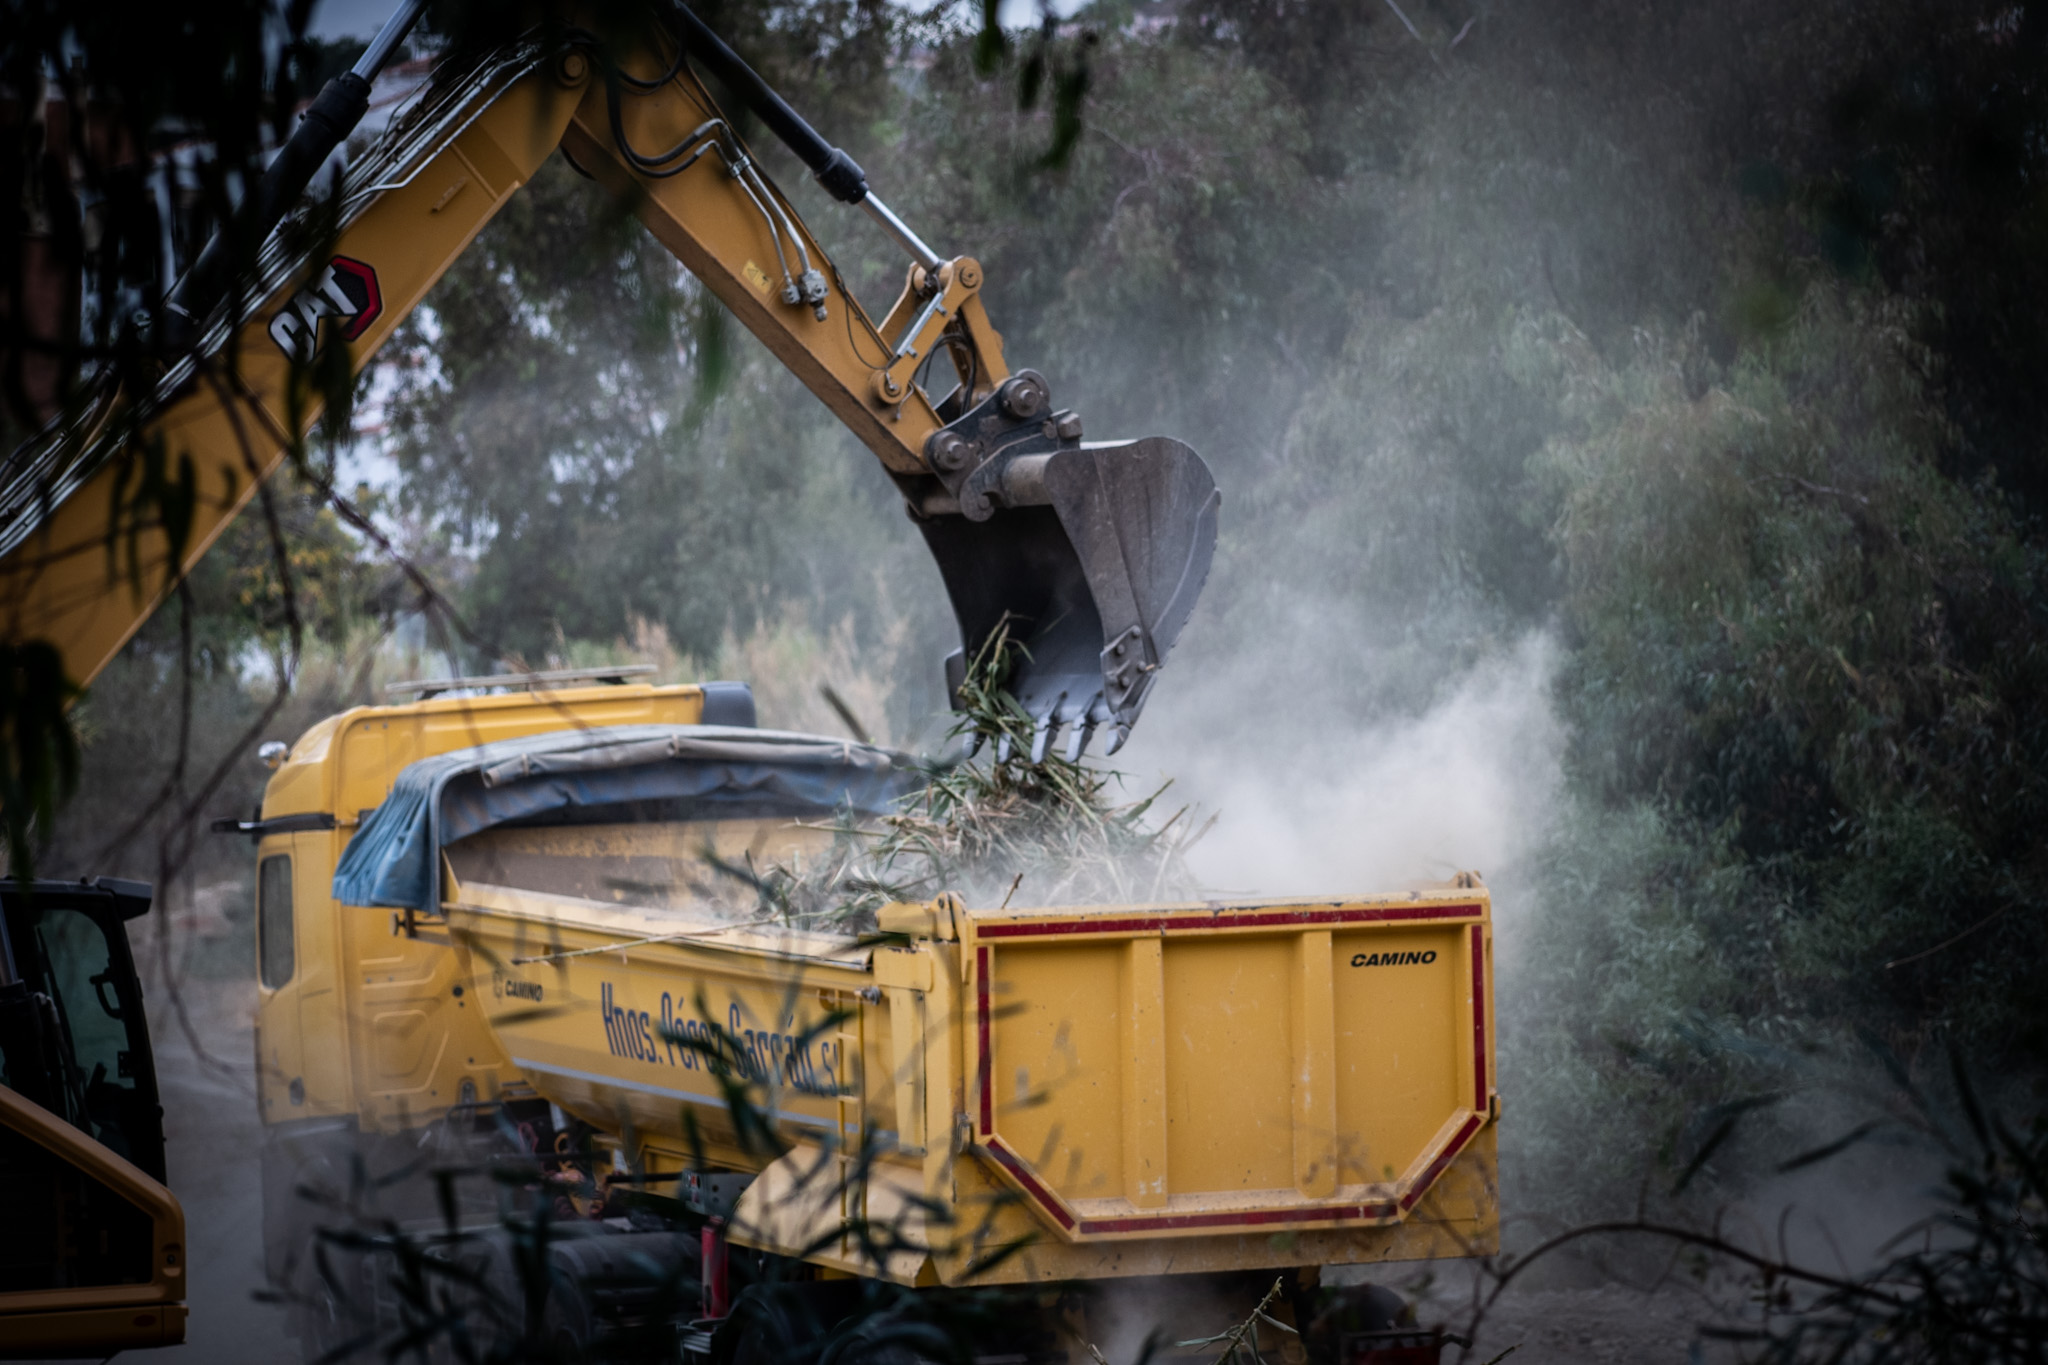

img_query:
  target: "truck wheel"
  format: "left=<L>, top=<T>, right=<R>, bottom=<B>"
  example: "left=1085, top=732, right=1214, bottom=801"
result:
left=715, top=1281, right=898, bottom=1365
left=1302, top=1283, right=1414, bottom=1365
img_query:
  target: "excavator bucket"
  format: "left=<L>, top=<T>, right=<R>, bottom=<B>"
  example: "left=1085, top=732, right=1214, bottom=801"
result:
left=919, top=435, right=1219, bottom=759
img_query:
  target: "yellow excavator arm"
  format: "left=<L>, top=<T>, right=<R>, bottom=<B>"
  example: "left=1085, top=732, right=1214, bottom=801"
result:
left=0, top=0, right=1218, bottom=760
left=0, top=7, right=1219, bottom=1353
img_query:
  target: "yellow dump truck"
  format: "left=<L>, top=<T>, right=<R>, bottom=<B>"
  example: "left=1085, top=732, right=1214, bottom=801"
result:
left=236, top=673, right=1496, bottom=1359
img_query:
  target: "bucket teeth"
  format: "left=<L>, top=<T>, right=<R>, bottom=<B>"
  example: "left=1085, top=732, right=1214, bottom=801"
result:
left=1029, top=704, right=1058, bottom=764
left=1060, top=693, right=1112, bottom=762
left=1062, top=722, right=1093, bottom=763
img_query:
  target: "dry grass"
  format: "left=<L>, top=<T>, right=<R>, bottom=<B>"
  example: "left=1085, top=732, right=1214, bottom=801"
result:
left=725, top=627, right=1211, bottom=931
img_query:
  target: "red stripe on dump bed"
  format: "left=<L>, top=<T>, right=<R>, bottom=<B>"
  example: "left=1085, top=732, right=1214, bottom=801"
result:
left=976, top=945, right=992, bottom=1134
left=984, top=1116, right=1484, bottom=1239
left=983, top=1138, right=1075, bottom=1230
left=1400, top=1113, right=1484, bottom=1213
left=1470, top=925, right=1488, bottom=1110
left=975, top=903, right=1484, bottom=940
left=1078, top=1200, right=1403, bottom=1237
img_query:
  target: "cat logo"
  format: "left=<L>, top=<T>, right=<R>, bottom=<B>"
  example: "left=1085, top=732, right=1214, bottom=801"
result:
left=268, top=255, right=382, bottom=363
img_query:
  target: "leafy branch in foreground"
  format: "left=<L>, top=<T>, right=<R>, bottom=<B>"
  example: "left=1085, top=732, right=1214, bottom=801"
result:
left=1451, top=1055, right=2048, bottom=1365
left=1170, top=1277, right=1294, bottom=1365
left=0, top=642, right=78, bottom=875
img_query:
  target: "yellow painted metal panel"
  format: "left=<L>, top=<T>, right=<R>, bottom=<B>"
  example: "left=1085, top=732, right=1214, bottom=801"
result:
left=962, top=898, right=1492, bottom=1251
left=1161, top=936, right=1296, bottom=1196
left=291, top=830, right=355, bottom=1117
left=885, top=986, right=927, bottom=1154
left=1120, top=938, right=1168, bottom=1208
left=0, top=1301, right=188, bottom=1354
left=0, top=1084, right=186, bottom=1338
left=986, top=942, right=1125, bottom=1204
left=1291, top=930, right=1338, bottom=1198
left=448, top=879, right=866, bottom=1156
left=927, top=1112, right=1499, bottom=1286
left=1331, top=927, right=1464, bottom=1186
left=336, top=719, right=388, bottom=824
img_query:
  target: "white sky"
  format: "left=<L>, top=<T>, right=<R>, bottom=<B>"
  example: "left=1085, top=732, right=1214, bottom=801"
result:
left=307, top=0, right=398, bottom=38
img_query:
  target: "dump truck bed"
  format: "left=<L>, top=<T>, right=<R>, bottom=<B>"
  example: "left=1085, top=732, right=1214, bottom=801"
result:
left=444, top=849, right=1498, bottom=1286
left=966, top=897, right=1494, bottom=1237
left=290, top=708, right=1498, bottom=1286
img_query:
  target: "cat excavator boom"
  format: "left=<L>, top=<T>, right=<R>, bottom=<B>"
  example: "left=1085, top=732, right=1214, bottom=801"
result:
left=0, top=0, right=1218, bottom=760
left=0, top=3, right=1218, bottom=1353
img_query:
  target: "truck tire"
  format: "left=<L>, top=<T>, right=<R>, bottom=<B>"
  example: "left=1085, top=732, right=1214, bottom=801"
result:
left=1303, top=1283, right=1415, bottom=1365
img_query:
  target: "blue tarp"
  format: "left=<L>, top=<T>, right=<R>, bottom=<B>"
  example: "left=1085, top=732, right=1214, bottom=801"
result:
left=331, top=725, right=919, bottom=912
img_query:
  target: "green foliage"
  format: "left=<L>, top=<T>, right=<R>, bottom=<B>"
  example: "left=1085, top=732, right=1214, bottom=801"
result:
left=1480, top=286, right=2048, bottom=1232
left=1470, top=1054, right=2048, bottom=1362
left=0, top=642, right=78, bottom=877
left=1749, top=1087, right=2048, bottom=1363
left=902, top=21, right=1316, bottom=469
left=380, top=150, right=935, bottom=685
left=730, top=631, right=1201, bottom=931
left=1538, top=290, right=2048, bottom=1045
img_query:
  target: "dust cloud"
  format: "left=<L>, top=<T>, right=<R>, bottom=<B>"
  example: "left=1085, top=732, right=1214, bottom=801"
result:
left=1123, top=633, right=1562, bottom=907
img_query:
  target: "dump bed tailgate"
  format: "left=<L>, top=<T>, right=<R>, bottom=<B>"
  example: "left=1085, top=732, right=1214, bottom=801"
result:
left=960, top=892, right=1493, bottom=1241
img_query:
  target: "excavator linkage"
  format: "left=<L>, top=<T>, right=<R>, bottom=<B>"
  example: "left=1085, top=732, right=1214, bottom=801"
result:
left=638, top=8, right=1223, bottom=757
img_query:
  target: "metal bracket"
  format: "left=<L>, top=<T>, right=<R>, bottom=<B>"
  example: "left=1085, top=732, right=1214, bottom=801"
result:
left=921, top=369, right=1086, bottom=521
left=872, top=258, right=983, bottom=406
left=1100, top=624, right=1159, bottom=713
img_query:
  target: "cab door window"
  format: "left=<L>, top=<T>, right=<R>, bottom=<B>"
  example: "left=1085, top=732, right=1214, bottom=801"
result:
left=0, top=900, right=166, bottom=1183
left=258, top=855, right=294, bottom=989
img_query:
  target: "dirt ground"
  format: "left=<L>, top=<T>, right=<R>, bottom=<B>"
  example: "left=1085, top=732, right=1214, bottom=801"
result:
left=116, top=971, right=298, bottom=1364
left=1439, top=1283, right=1718, bottom=1365
left=1328, top=1261, right=1723, bottom=1365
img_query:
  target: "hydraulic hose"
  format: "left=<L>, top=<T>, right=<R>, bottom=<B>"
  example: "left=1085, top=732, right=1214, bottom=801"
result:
left=658, top=1, right=869, bottom=204
left=164, top=0, right=428, bottom=339
left=659, top=3, right=941, bottom=268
